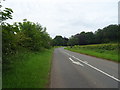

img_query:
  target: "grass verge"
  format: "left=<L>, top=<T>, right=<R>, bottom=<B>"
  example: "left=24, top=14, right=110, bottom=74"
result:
left=65, top=45, right=119, bottom=62
left=3, top=48, right=54, bottom=88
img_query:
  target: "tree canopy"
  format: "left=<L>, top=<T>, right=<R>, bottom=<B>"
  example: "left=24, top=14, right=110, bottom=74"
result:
left=53, top=36, right=68, bottom=46
left=2, top=8, right=52, bottom=65
left=53, top=24, right=119, bottom=46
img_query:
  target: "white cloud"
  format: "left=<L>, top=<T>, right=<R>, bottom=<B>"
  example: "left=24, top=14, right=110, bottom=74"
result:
left=1, top=0, right=119, bottom=38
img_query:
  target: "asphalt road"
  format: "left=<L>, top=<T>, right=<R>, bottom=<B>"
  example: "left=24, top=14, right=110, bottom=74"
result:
left=50, top=47, right=120, bottom=88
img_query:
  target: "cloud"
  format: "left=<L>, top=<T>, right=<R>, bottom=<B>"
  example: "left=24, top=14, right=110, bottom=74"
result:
left=2, top=0, right=119, bottom=38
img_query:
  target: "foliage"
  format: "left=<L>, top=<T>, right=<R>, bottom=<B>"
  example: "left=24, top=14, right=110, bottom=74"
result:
left=2, top=8, right=52, bottom=70
left=95, top=25, right=119, bottom=43
left=2, top=7, right=53, bottom=88
left=1, top=8, right=13, bottom=21
left=73, top=43, right=118, bottom=51
left=3, top=48, right=54, bottom=88
left=67, top=35, right=79, bottom=46
left=53, top=35, right=68, bottom=46
left=53, top=24, right=119, bottom=46
left=2, top=21, right=52, bottom=65
left=66, top=43, right=119, bottom=62
left=67, top=25, right=119, bottom=46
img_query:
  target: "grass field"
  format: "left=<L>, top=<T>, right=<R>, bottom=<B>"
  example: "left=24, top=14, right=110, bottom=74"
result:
left=65, top=43, right=119, bottom=62
left=3, top=48, right=54, bottom=88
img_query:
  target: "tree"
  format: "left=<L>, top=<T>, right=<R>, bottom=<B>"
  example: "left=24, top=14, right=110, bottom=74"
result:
left=63, top=37, right=69, bottom=46
left=2, top=8, right=15, bottom=64
left=14, top=20, right=52, bottom=51
left=53, top=36, right=64, bottom=46
left=1, top=8, right=13, bottom=21
left=53, top=36, right=68, bottom=46
left=95, top=25, right=118, bottom=43
left=67, top=24, right=118, bottom=46
left=85, top=32, right=95, bottom=44
left=2, top=8, right=52, bottom=66
left=67, top=35, right=79, bottom=46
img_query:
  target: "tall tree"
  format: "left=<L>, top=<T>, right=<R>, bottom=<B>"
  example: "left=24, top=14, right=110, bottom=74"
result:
left=53, top=36, right=68, bottom=46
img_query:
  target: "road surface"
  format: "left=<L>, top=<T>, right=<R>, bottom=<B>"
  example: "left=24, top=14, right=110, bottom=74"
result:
left=50, top=47, right=119, bottom=88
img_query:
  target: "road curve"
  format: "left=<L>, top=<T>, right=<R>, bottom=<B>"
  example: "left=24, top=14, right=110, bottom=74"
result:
left=50, top=47, right=119, bottom=88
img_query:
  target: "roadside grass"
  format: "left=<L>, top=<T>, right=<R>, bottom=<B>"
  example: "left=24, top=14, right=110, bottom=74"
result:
left=65, top=44, right=119, bottom=62
left=3, top=48, right=54, bottom=88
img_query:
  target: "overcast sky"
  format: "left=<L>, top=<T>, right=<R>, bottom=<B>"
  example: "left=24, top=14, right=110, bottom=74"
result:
left=1, top=0, right=119, bottom=38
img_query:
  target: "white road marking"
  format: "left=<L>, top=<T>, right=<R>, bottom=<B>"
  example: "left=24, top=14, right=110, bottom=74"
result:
left=65, top=52, right=120, bottom=82
left=84, top=61, right=88, bottom=64
left=69, top=58, right=84, bottom=66
left=69, top=57, right=74, bottom=62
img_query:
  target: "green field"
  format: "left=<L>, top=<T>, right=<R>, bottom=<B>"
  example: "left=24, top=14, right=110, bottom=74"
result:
left=3, top=48, right=54, bottom=88
left=65, top=43, right=119, bottom=62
